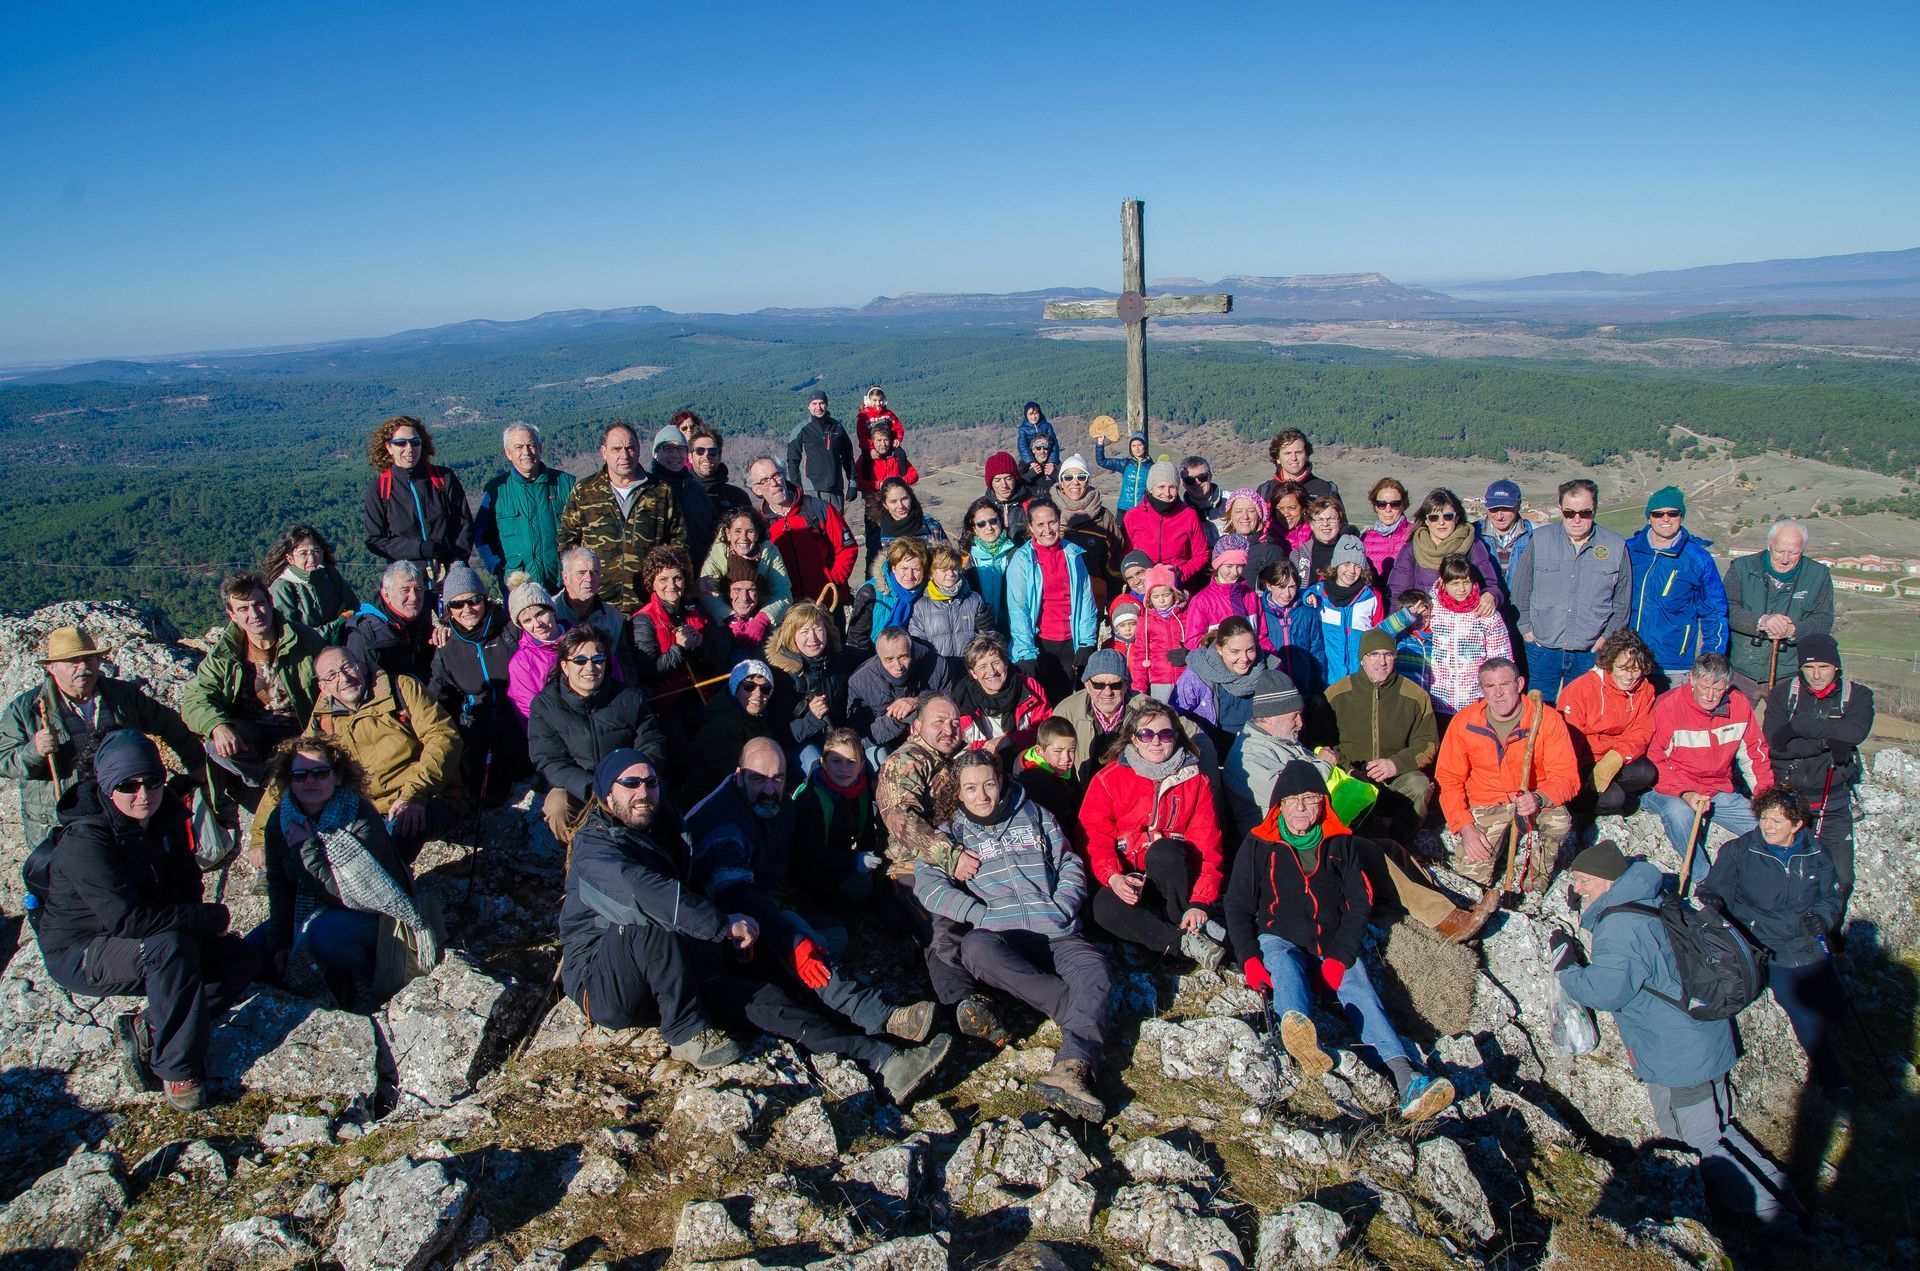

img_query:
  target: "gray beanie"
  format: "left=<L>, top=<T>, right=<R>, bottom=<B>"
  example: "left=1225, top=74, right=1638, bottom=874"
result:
left=1147, top=460, right=1178, bottom=491
left=441, top=562, right=486, bottom=604
left=1249, top=669, right=1303, bottom=719
left=1330, top=535, right=1368, bottom=571
left=654, top=425, right=685, bottom=452
left=508, top=576, right=555, bottom=627
left=1083, top=648, right=1128, bottom=685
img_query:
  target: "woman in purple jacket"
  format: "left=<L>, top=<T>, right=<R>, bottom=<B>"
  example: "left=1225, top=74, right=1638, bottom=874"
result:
left=1387, top=488, right=1504, bottom=618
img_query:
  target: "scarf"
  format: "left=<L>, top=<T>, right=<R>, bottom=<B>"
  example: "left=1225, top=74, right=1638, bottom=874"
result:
left=1320, top=575, right=1367, bottom=608
left=927, top=575, right=968, bottom=603
left=1021, top=745, right=1069, bottom=777
left=958, top=667, right=1024, bottom=722
left=1436, top=583, right=1481, bottom=614
left=1308, top=535, right=1343, bottom=580
left=1368, top=517, right=1403, bottom=538
left=869, top=563, right=923, bottom=640
left=279, top=790, right=434, bottom=1001
left=1411, top=520, right=1475, bottom=572
left=1187, top=644, right=1265, bottom=696
left=1121, top=742, right=1189, bottom=783
left=1765, top=557, right=1804, bottom=585
left=1053, top=480, right=1108, bottom=522
left=970, top=533, right=1015, bottom=565
left=867, top=497, right=926, bottom=542
left=1092, top=699, right=1126, bottom=732
left=961, top=790, right=1015, bottom=828
left=1276, top=817, right=1323, bottom=858
left=1146, top=493, right=1183, bottom=516
left=821, top=765, right=871, bottom=799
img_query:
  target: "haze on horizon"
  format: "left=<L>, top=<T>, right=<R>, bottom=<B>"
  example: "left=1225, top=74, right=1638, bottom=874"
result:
left=3, top=1, right=1916, bottom=365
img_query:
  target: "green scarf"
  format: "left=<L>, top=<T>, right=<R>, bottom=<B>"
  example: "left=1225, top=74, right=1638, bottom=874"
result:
left=1021, top=744, right=1067, bottom=777
left=1276, top=819, right=1323, bottom=857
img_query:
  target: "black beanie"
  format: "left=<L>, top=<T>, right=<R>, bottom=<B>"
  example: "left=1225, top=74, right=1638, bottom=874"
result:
left=94, top=729, right=164, bottom=798
left=1268, top=759, right=1326, bottom=805
left=1568, top=840, right=1630, bottom=881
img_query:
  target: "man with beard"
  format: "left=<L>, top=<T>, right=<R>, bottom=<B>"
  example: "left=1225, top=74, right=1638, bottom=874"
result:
left=345, top=561, right=437, bottom=685
left=846, top=628, right=947, bottom=763
left=649, top=425, right=721, bottom=563
left=687, top=739, right=943, bottom=1060
left=561, top=749, right=951, bottom=1101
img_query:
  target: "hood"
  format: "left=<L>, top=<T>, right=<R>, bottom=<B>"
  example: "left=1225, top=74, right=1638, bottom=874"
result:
left=1580, top=859, right=1665, bottom=930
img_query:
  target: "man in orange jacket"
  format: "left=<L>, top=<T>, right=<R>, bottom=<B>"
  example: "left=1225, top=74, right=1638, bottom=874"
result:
left=1435, top=657, right=1578, bottom=892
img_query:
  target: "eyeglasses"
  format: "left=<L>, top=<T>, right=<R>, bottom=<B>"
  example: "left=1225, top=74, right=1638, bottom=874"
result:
left=1087, top=679, right=1127, bottom=692
left=612, top=774, right=659, bottom=788
left=447, top=597, right=484, bottom=611
left=1649, top=510, right=1683, bottom=520
left=289, top=765, right=334, bottom=782
left=319, top=667, right=358, bottom=683
left=113, top=774, right=165, bottom=793
left=1374, top=498, right=1404, bottom=509
left=387, top=436, right=422, bottom=448
left=1184, top=472, right=1211, bottom=483
left=752, top=475, right=783, bottom=488
left=565, top=654, right=609, bottom=666
left=1560, top=507, right=1595, bottom=520
left=691, top=445, right=720, bottom=457
left=972, top=517, right=1001, bottom=529
left=1425, top=511, right=1458, bottom=523
left=1134, top=727, right=1178, bottom=744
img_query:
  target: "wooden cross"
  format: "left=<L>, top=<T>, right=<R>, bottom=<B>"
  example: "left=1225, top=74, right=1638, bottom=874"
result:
left=1043, top=199, right=1233, bottom=447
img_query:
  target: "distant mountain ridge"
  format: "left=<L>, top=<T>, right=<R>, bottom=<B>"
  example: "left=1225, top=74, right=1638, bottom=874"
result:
left=1447, top=246, right=1920, bottom=305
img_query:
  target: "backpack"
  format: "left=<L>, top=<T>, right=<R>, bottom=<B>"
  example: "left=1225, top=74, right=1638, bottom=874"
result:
left=20, top=828, right=58, bottom=934
left=1602, top=894, right=1769, bottom=1021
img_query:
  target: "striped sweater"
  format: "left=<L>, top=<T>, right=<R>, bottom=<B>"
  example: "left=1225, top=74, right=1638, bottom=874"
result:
left=915, top=790, right=1086, bottom=936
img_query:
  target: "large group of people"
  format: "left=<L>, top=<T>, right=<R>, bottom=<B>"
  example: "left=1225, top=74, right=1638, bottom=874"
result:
left=2, top=392, right=1872, bottom=1235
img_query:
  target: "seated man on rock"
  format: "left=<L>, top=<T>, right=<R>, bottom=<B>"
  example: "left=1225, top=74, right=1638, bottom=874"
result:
left=1643, top=651, right=1771, bottom=885
left=917, top=748, right=1111, bottom=1122
left=1227, top=670, right=1496, bottom=943
left=528, top=626, right=667, bottom=847
left=0, top=624, right=204, bottom=850
left=1049, top=647, right=1218, bottom=784
left=558, top=749, right=952, bottom=1103
left=1323, top=629, right=1439, bottom=843
left=281, top=646, right=466, bottom=866
left=687, top=738, right=946, bottom=1062
left=1225, top=760, right=1456, bottom=1123
left=1434, top=658, right=1577, bottom=894
left=345, top=560, right=438, bottom=685
left=847, top=627, right=948, bottom=766
left=30, top=729, right=258, bottom=1112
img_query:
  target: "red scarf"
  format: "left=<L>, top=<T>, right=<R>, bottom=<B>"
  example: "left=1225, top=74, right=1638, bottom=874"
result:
left=1436, top=583, right=1481, bottom=615
left=822, top=766, right=871, bottom=799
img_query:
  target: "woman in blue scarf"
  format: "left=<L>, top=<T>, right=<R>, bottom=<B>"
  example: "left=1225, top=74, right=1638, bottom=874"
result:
left=844, top=538, right=931, bottom=659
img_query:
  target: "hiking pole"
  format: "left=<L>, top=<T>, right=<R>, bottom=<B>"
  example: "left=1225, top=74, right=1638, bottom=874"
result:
left=36, top=699, right=63, bottom=795
left=1501, top=690, right=1544, bottom=895
left=1676, top=802, right=1707, bottom=897
left=1768, top=638, right=1781, bottom=691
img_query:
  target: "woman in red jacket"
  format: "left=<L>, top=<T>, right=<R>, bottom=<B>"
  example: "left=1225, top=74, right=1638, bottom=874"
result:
left=1079, top=696, right=1225, bottom=968
left=1121, top=462, right=1209, bottom=589
left=1557, top=628, right=1660, bottom=820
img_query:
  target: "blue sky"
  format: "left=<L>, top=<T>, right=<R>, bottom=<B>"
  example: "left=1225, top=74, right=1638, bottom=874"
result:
left=3, top=1, right=1916, bottom=362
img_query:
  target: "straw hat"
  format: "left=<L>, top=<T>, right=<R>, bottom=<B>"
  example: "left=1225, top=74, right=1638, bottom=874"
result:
left=36, top=626, right=113, bottom=664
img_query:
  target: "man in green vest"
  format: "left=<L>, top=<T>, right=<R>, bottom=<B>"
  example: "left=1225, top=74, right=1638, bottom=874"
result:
left=474, top=422, right=576, bottom=593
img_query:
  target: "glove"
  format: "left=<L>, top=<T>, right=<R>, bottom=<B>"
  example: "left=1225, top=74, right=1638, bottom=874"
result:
left=791, top=937, right=832, bottom=990
left=1592, top=750, right=1625, bottom=793
left=1243, top=957, right=1273, bottom=994
left=855, top=852, right=884, bottom=875
left=196, top=902, right=232, bottom=935
left=1802, top=913, right=1828, bottom=937
left=1548, top=927, right=1584, bottom=970
left=1320, top=958, right=1346, bottom=992
left=1166, top=648, right=1188, bottom=667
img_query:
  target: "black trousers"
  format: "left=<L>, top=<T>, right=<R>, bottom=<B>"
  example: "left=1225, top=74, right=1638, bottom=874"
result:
left=882, top=876, right=984, bottom=1006
left=1586, top=756, right=1660, bottom=819
left=1814, top=793, right=1856, bottom=900
left=1089, top=839, right=1199, bottom=955
left=1768, top=958, right=1850, bottom=1091
left=49, top=931, right=259, bottom=1083
left=1026, top=639, right=1087, bottom=711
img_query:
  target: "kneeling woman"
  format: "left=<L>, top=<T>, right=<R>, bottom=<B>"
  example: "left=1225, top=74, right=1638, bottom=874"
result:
left=1226, top=759, right=1456, bottom=1123
left=1078, top=697, right=1226, bottom=969
left=917, top=749, right=1111, bottom=1121
left=259, top=736, right=442, bottom=1009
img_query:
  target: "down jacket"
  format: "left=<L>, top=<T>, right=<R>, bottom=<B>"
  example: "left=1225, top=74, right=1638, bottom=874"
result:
left=527, top=679, right=668, bottom=804
left=1078, top=755, right=1224, bottom=906
left=1223, top=814, right=1374, bottom=972
left=1645, top=684, right=1771, bottom=800
left=1626, top=527, right=1728, bottom=672
left=1697, top=827, right=1842, bottom=969
left=1122, top=501, right=1209, bottom=588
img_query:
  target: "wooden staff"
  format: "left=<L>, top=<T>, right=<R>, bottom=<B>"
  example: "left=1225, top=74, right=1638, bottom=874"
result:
left=1676, top=802, right=1708, bottom=897
left=816, top=580, right=840, bottom=611
left=36, top=699, right=62, bottom=794
left=648, top=672, right=733, bottom=704
left=1767, top=638, right=1781, bottom=691
left=1501, top=690, right=1545, bottom=894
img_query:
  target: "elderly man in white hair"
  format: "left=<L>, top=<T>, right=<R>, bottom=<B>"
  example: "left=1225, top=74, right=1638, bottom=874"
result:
left=1721, top=519, right=1834, bottom=699
left=344, top=560, right=437, bottom=685
left=474, top=422, right=576, bottom=592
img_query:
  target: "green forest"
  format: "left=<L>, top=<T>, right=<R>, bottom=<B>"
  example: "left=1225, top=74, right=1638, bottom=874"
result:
left=4, top=315, right=1917, bottom=630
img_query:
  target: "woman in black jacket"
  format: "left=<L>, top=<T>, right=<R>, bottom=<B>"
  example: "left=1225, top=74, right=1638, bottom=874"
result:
left=1698, top=788, right=1851, bottom=1098
left=33, top=729, right=257, bottom=1111
left=427, top=563, right=525, bottom=803
left=764, top=602, right=848, bottom=771
left=527, top=627, right=667, bottom=845
left=362, top=415, right=473, bottom=584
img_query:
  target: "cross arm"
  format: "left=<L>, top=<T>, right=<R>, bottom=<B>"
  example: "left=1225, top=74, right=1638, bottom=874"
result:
left=1143, top=293, right=1231, bottom=317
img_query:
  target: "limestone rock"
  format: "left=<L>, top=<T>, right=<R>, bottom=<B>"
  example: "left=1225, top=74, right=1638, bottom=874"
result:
left=377, top=953, right=516, bottom=1108
left=0, top=938, right=140, bottom=1162
left=564, top=1150, right=625, bottom=1199
left=1121, top=1135, right=1210, bottom=1183
left=1103, top=1183, right=1242, bottom=1270
left=826, top=1233, right=950, bottom=1271
left=206, top=985, right=379, bottom=1103
left=980, top=1244, right=1074, bottom=1271
left=330, top=1155, right=473, bottom=1271
left=260, top=1112, right=331, bottom=1152
left=838, top=1138, right=926, bottom=1225
left=1252, top=1201, right=1346, bottom=1270
left=0, top=1147, right=126, bottom=1259
left=207, top=1216, right=318, bottom=1270
left=771, top=1094, right=839, bottom=1161
left=943, top=1115, right=1094, bottom=1204
left=1416, top=1135, right=1497, bottom=1243
left=673, top=1200, right=750, bottom=1255
left=1140, top=1014, right=1289, bottom=1103
left=1020, top=1175, right=1098, bottom=1235
left=671, top=1085, right=766, bottom=1136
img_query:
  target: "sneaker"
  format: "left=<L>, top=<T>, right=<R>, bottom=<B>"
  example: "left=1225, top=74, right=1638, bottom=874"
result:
left=1034, top=1058, right=1106, bottom=1122
left=885, top=1000, right=936, bottom=1044
left=669, top=1026, right=745, bottom=1070
left=162, top=1078, right=206, bottom=1113
left=115, top=1011, right=158, bottom=1093
left=1203, top=919, right=1227, bottom=943
left=879, top=1033, right=953, bottom=1104
left=954, top=997, right=1011, bottom=1047
left=1398, top=1073, right=1456, bottom=1123
left=1278, top=1009, right=1333, bottom=1078
left=1180, top=927, right=1225, bottom=974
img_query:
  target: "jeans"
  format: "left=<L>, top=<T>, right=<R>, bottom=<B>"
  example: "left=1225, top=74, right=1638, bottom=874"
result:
left=303, top=908, right=380, bottom=981
left=1257, top=932, right=1408, bottom=1067
left=1643, top=790, right=1757, bottom=884
left=1522, top=644, right=1594, bottom=705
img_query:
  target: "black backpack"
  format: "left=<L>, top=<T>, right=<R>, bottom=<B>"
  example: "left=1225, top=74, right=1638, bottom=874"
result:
left=20, top=827, right=59, bottom=935
left=1602, top=894, right=1769, bottom=1022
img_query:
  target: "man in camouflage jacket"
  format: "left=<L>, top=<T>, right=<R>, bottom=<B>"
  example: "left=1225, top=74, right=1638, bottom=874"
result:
left=559, top=422, right=690, bottom=610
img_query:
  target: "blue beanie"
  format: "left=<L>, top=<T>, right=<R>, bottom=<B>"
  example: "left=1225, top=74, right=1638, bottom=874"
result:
left=1083, top=648, right=1127, bottom=685
left=593, top=748, right=655, bottom=802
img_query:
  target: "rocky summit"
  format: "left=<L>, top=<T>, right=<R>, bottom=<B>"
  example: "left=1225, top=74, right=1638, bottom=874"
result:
left=3, top=601, right=1919, bottom=1270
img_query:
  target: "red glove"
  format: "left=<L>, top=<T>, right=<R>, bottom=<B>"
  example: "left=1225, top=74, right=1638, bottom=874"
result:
left=1243, top=957, right=1273, bottom=993
left=1320, top=958, right=1346, bottom=992
left=791, top=938, right=832, bottom=990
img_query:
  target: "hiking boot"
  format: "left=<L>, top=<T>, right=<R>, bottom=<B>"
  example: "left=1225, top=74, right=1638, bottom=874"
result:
left=955, top=997, right=1011, bottom=1047
left=1202, top=919, right=1227, bottom=943
left=879, top=1033, right=952, bottom=1104
left=1279, top=1009, right=1333, bottom=1078
left=162, top=1078, right=206, bottom=1113
left=1035, top=1058, right=1106, bottom=1122
left=1433, top=885, right=1502, bottom=944
left=1398, top=1073, right=1456, bottom=1123
left=115, top=1011, right=158, bottom=1093
left=886, top=1000, right=936, bottom=1044
left=669, top=1026, right=744, bottom=1071
left=1179, top=927, right=1226, bottom=974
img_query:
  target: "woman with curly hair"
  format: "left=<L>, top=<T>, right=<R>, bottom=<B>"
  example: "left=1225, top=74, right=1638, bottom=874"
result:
left=630, top=545, right=725, bottom=703
left=960, top=495, right=1017, bottom=632
left=764, top=602, right=847, bottom=766
left=361, top=415, right=472, bottom=583
left=263, top=524, right=358, bottom=643
left=1557, top=626, right=1660, bottom=820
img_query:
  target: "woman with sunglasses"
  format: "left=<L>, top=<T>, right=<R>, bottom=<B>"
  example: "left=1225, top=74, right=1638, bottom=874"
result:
left=1387, top=488, right=1505, bottom=615
left=258, top=735, right=440, bottom=1011
left=31, top=729, right=259, bottom=1113
left=1361, top=479, right=1414, bottom=581
left=528, top=626, right=668, bottom=847
left=361, top=415, right=472, bottom=586
left=1079, top=697, right=1227, bottom=969
left=961, top=496, right=1018, bottom=632
left=427, top=563, right=526, bottom=805
left=1051, top=454, right=1124, bottom=605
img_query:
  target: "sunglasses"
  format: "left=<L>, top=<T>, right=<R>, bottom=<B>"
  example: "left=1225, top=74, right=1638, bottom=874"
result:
left=1374, top=498, right=1405, bottom=509
left=1134, top=727, right=1178, bottom=744
left=1560, top=507, right=1595, bottom=520
left=691, top=445, right=720, bottom=457
left=289, top=765, right=334, bottom=782
left=612, top=774, right=659, bottom=788
left=565, top=654, right=609, bottom=666
left=113, top=774, right=166, bottom=794
left=387, top=436, right=422, bottom=448
left=1061, top=473, right=1088, bottom=482
left=1087, top=678, right=1127, bottom=692
left=972, top=517, right=1002, bottom=529
left=1183, top=472, right=1211, bottom=483
left=1649, top=509, right=1683, bottom=519
left=1425, top=510, right=1459, bottom=522
left=447, top=596, right=485, bottom=610
left=740, top=680, right=772, bottom=695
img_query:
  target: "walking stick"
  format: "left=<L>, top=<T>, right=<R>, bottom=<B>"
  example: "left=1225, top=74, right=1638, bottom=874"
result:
left=1767, top=638, right=1781, bottom=691
left=816, top=581, right=840, bottom=611
left=1501, top=690, right=1544, bottom=894
left=35, top=699, right=62, bottom=795
left=1676, top=802, right=1708, bottom=897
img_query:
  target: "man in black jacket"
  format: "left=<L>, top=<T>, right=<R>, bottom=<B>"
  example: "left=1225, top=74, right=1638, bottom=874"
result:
left=34, top=730, right=257, bottom=1111
left=846, top=629, right=947, bottom=764
left=686, top=423, right=752, bottom=521
left=558, top=749, right=951, bottom=1100
left=786, top=391, right=857, bottom=512
left=527, top=627, right=667, bottom=846
left=345, top=561, right=437, bottom=685
left=1763, top=633, right=1874, bottom=902
left=650, top=425, right=722, bottom=564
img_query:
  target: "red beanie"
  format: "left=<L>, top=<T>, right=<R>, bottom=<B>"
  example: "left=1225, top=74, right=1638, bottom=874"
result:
left=1109, top=593, right=1142, bottom=618
left=984, top=451, right=1018, bottom=485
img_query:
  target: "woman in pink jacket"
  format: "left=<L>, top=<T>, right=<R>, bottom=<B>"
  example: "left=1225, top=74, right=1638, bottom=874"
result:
left=1122, top=461, right=1209, bottom=589
left=1361, top=477, right=1414, bottom=580
left=504, top=578, right=569, bottom=721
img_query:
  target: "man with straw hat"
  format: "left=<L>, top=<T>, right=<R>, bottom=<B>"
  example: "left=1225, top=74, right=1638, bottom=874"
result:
left=0, top=625, right=203, bottom=848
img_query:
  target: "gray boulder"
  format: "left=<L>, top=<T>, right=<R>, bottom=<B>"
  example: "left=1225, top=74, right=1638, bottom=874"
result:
left=330, top=1155, right=473, bottom=1271
left=207, top=1215, right=319, bottom=1270
left=0, top=1147, right=126, bottom=1259
left=206, top=985, right=380, bottom=1103
left=1415, top=1135, right=1497, bottom=1243
left=1103, top=1183, right=1243, bottom=1270
left=1121, top=1135, right=1210, bottom=1183
left=377, top=952, right=516, bottom=1108
left=1252, top=1201, right=1346, bottom=1270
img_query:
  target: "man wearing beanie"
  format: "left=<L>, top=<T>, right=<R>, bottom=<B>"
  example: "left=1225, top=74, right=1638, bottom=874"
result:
left=1763, top=632, right=1873, bottom=902
left=1325, top=627, right=1440, bottom=843
left=1121, top=461, right=1209, bottom=589
left=650, top=423, right=722, bottom=562
left=786, top=391, right=857, bottom=512
left=1554, top=842, right=1798, bottom=1233
left=1050, top=648, right=1217, bottom=784
left=32, top=728, right=258, bottom=1112
left=1435, top=657, right=1578, bottom=893
left=1627, top=487, right=1728, bottom=684
left=559, top=421, right=693, bottom=610
left=1509, top=477, right=1632, bottom=704
left=474, top=422, right=576, bottom=592
left=1224, top=760, right=1455, bottom=1123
